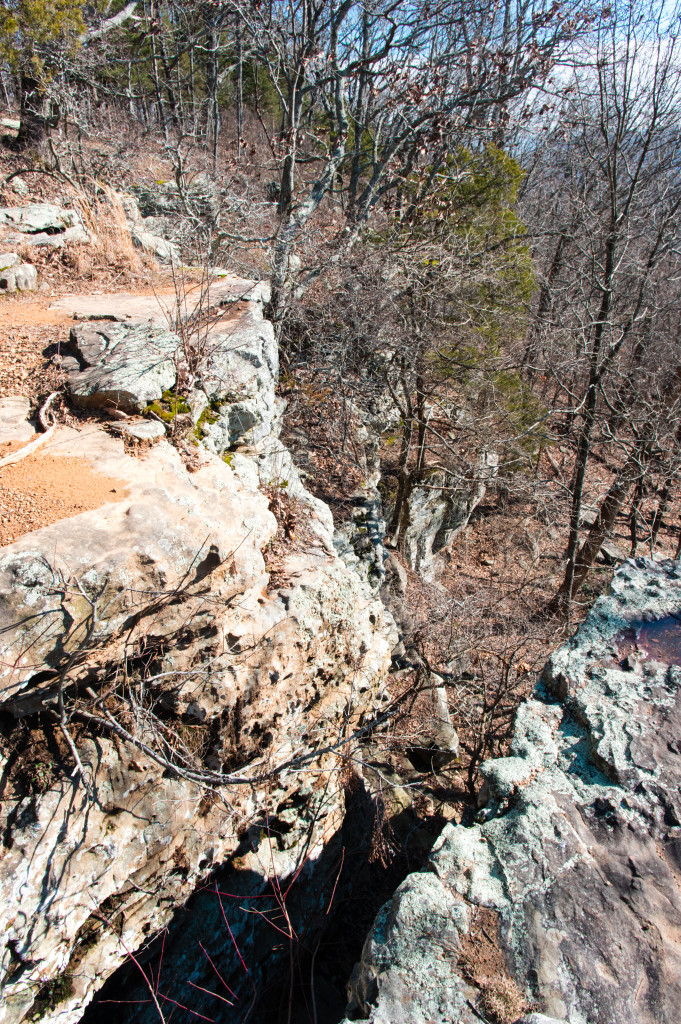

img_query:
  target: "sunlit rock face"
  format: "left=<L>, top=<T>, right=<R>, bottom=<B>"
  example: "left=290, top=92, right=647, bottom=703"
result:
left=0, top=291, right=396, bottom=1024
left=343, top=557, right=681, bottom=1024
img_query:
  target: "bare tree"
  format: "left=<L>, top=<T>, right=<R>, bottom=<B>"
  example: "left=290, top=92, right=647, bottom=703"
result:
left=520, top=0, right=681, bottom=614
left=227, top=0, right=589, bottom=330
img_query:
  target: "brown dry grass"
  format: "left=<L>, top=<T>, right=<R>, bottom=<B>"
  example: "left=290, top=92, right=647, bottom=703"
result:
left=458, top=907, right=529, bottom=1024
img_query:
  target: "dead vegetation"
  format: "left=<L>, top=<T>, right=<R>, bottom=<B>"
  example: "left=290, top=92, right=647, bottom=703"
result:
left=458, top=908, right=530, bottom=1024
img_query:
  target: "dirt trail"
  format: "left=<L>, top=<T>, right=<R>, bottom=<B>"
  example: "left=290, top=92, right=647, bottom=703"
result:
left=0, top=274, right=259, bottom=548
left=0, top=446, right=128, bottom=547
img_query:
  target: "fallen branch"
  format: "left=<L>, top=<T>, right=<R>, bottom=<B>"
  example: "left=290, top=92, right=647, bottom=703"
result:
left=38, top=391, right=60, bottom=431
left=0, top=424, right=56, bottom=468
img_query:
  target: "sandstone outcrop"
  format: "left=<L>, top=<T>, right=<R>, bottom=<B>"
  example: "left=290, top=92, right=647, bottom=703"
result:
left=0, top=286, right=397, bottom=1024
left=343, top=558, right=681, bottom=1024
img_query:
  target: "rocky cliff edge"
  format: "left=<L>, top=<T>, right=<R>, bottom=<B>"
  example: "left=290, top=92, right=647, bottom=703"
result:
left=0, top=283, right=397, bottom=1024
left=343, top=558, right=681, bottom=1024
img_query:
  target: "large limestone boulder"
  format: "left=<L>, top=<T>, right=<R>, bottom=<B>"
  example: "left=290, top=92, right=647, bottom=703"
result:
left=0, top=203, right=81, bottom=233
left=345, top=557, right=681, bottom=1024
left=119, top=190, right=181, bottom=264
left=0, top=420, right=396, bottom=1024
left=194, top=305, right=280, bottom=451
left=0, top=204, right=88, bottom=248
left=61, top=285, right=280, bottom=448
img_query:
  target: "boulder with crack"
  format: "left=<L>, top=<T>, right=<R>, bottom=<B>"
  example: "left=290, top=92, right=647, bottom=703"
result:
left=0, top=203, right=89, bottom=248
left=0, top=254, right=37, bottom=292
left=193, top=302, right=281, bottom=452
left=343, top=557, right=681, bottom=1024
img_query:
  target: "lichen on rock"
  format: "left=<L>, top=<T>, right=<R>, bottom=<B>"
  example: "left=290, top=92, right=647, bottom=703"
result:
left=344, top=557, right=681, bottom=1024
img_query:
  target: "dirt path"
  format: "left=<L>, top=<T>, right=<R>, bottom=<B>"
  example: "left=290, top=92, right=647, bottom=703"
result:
left=0, top=299, right=71, bottom=401
left=0, top=441, right=128, bottom=547
left=0, top=274, right=260, bottom=547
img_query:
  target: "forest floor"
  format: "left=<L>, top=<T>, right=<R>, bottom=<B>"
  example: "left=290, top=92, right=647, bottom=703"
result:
left=281, top=372, right=681, bottom=797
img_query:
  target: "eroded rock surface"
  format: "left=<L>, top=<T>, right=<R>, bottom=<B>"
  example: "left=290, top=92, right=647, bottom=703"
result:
left=65, top=322, right=179, bottom=411
left=0, top=254, right=37, bottom=292
left=344, top=558, right=681, bottom=1024
left=0, top=291, right=396, bottom=1024
left=59, top=279, right=278, bottom=450
left=0, top=204, right=88, bottom=248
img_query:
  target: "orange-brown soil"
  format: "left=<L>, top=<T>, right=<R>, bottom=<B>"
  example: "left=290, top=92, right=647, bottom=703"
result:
left=0, top=443, right=128, bottom=547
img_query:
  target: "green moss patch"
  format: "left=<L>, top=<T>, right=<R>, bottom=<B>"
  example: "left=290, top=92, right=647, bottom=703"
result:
left=145, top=389, right=191, bottom=423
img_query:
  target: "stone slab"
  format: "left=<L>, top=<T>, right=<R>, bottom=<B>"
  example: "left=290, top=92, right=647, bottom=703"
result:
left=66, top=322, right=179, bottom=413
left=0, top=395, right=35, bottom=443
left=50, top=276, right=270, bottom=325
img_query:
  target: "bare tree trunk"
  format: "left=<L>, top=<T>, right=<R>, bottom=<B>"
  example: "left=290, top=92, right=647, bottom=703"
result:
left=629, top=473, right=645, bottom=556
left=156, top=16, right=181, bottom=133
left=235, top=17, right=244, bottom=161
left=568, top=455, right=641, bottom=600
left=651, top=477, right=673, bottom=549
left=150, top=32, right=168, bottom=138
left=9, top=72, right=54, bottom=154
left=523, top=231, right=567, bottom=377
left=558, top=233, right=617, bottom=617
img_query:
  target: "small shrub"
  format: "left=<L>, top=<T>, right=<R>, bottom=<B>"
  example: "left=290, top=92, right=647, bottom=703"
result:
left=478, top=974, right=527, bottom=1024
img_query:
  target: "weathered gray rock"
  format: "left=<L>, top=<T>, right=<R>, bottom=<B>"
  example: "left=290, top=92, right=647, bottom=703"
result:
left=0, top=395, right=35, bottom=443
left=0, top=424, right=396, bottom=1024
left=0, top=203, right=82, bottom=234
left=8, top=175, right=28, bottom=196
left=120, top=186, right=217, bottom=264
left=0, top=204, right=88, bottom=250
left=379, top=551, right=413, bottom=639
left=406, top=677, right=459, bottom=771
left=514, top=1016, right=568, bottom=1024
left=50, top=275, right=270, bottom=324
left=130, top=224, right=180, bottom=264
left=334, top=491, right=387, bottom=590
left=130, top=176, right=220, bottom=221
left=0, top=252, right=19, bottom=271
left=342, top=873, right=474, bottom=1024
left=0, top=262, right=37, bottom=291
left=0, top=272, right=401, bottom=1024
left=195, top=308, right=280, bottom=451
left=5, top=224, right=89, bottom=248
left=116, top=418, right=166, bottom=440
left=345, top=557, right=681, bottom=1024
left=580, top=508, right=626, bottom=566
left=403, top=450, right=498, bottom=578
left=596, top=537, right=626, bottom=565
left=65, top=321, right=179, bottom=412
